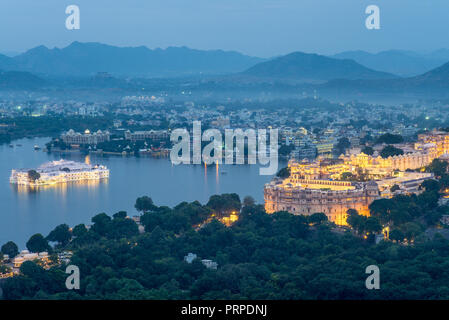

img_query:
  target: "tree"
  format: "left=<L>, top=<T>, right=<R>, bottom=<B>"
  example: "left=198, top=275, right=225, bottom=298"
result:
left=276, top=167, right=290, bottom=179
left=113, top=211, right=128, bottom=219
left=1, top=241, right=19, bottom=258
left=389, top=229, right=405, bottom=242
left=346, top=210, right=367, bottom=234
left=47, top=224, right=72, bottom=246
left=72, top=224, right=88, bottom=238
left=278, top=144, right=294, bottom=157
left=26, top=234, right=50, bottom=253
left=335, top=137, right=351, bottom=155
left=421, top=179, right=440, bottom=193
left=369, top=198, right=395, bottom=226
left=376, top=133, right=404, bottom=145
left=207, top=194, right=241, bottom=216
left=135, top=196, right=156, bottom=213
left=426, top=159, right=448, bottom=178
left=390, top=184, right=400, bottom=192
left=308, top=212, right=328, bottom=225
left=243, top=196, right=255, bottom=207
left=401, top=222, right=423, bottom=241
left=27, top=170, right=40, bottom=182
left=365, top=217, right=382, bottom=234
left=361, top=146, right=374, bottom=156
left=91, top=213, right=112, bottom=236
left=380, top=145, right=404, bottom=158
left=109, top=212, right=139, bottom=239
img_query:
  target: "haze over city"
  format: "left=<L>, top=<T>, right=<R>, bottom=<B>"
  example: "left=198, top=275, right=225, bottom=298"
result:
left=2, top=0, right=449, bottom=308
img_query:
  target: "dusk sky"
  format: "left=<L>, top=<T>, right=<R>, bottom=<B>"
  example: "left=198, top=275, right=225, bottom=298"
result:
left=0, top=0, right=448, bottom=57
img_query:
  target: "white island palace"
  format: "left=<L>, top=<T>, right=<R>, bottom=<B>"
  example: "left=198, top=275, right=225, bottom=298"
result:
left=10, top=160, right=109, bottom=186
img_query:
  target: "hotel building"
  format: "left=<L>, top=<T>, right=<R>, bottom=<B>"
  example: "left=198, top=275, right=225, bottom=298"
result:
left=61, top=129, right=110, bottom=145
left=124, top=130, right=169, bottom=142
left=265, top=131, right=447, bottom=225
left=10, top=160, right=109, bottom=186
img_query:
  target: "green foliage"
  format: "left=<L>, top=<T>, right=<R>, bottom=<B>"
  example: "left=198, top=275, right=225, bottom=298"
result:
left=1, top=241, right=19, bottom=258
left=27, top=170, right=40, bottom=182
left=278, top=144, right=294, bottom=157
left=421, top=179, right=441, bottom=193
left=206, top=193, right=241, bottom=216
left=89, top=212, right=139, bottom=240
left=5, top=185, right=449, bottom=300
left=390, top=184, right=400, bottom=192
left=242, top=196, right=256, bottom=207
left=361, top=146, right=374, bottom=156
left=47, top=224, right=72, bottom=246
left=91, top=213, right=112, bottom=236
left=6, top=204, right=449, bottom=300
left=141, top=201, right=211, bottom=234
left=72, top=224, right=88, bottom=238
left=376, top=133, right=404, bottom=145
left=307, top=212, right=328, bottom=225
left=334, top=137, right=351, bottom=155
left=26, top=234, right=50, bottom=253
left=368, top=183, right=441, bottom=242
left=135, top=196, right=156, bottom=213
left=380, top=145, right=404, bottom=158
left=0, top=115, right=113, bottom=144
left=346, top=210, right=381, bottom=235
left=426, top=159, right=448, bottom=178
left=276, top=167, right=291, bottom=179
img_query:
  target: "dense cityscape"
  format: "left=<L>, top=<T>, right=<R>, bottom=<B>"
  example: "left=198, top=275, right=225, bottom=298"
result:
left=2, top=0, right=449, bottom=308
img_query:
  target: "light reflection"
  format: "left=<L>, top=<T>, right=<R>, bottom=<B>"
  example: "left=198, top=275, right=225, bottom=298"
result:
left=215, top=162, right=219, bottom=184
left=12, top=178, right=107, bottom=194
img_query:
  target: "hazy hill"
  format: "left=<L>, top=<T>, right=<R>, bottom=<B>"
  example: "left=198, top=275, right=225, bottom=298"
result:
left=0, top=42, right=264, bottom=77
left=0, top=70, right=44, bottom=89
left=242, top=52, right=397, bottom=82
left=321, top=58, right=449, bottom=96
left=0, top=53, right=18, bottom=70
left=414, top=60, right=449, bottom=81
left=331, top=50, right=449, bottom=77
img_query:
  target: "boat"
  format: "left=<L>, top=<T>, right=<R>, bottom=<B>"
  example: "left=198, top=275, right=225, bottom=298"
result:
left=34, top=145, right=41, bottom=150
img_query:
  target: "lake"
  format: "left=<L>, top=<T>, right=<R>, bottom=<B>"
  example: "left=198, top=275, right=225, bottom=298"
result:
left=1, top=137, right=284, bottom=248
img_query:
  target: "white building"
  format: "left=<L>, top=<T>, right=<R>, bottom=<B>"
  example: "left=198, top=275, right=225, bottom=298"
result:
left=184, top=253, right=197, bottom=264
left=124, top=130, right=169, bottom=142
left=61, top=129, right=110, bottom=145
left=10, top=160, right=109, bottom=186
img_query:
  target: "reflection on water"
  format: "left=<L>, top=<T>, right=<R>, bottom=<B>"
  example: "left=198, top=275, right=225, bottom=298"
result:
left=1, top=137, right=284, bottom=248
left=216, top=162, right=219, bottom=183
left=12, top=178, right=107, bottom=195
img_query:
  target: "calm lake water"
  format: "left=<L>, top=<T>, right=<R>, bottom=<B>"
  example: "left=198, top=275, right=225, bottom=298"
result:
left=1, top=137, right=284, bottom=248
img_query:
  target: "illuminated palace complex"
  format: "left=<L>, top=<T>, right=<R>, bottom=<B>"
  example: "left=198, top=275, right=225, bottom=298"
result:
left=10, top=160, right=109, bottom=186
left=265, top=130, right=449, bottom=225
left=61, top=129, right=110, bottom=145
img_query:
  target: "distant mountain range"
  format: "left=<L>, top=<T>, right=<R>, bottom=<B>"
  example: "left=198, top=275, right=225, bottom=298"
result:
left=242, top=52, right=397, bottom=82
left=321, top=58, right=449, bottom=95
left=2, top=42, right=449, bottom=97
left=0, top=42, right=264, bottom=77
left=331, top=49, right=449, bottom=77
